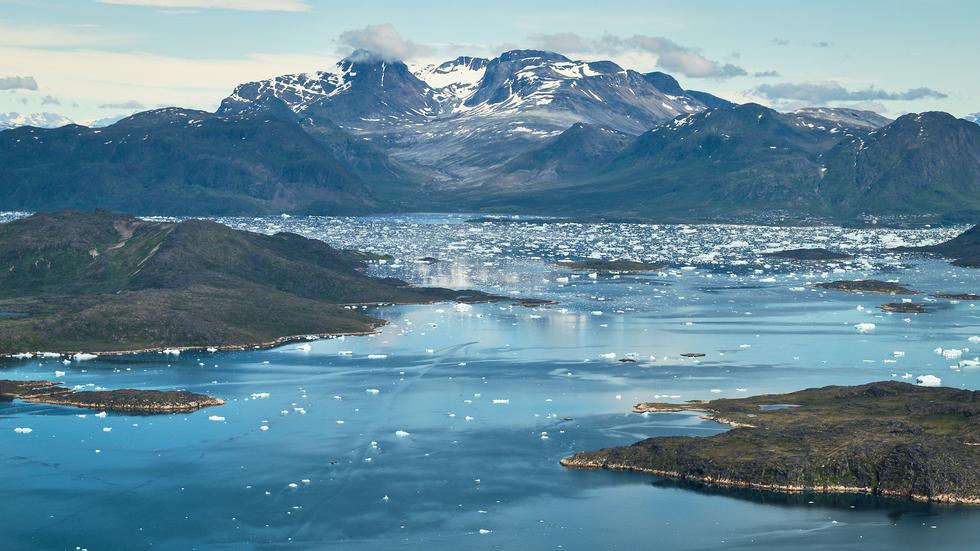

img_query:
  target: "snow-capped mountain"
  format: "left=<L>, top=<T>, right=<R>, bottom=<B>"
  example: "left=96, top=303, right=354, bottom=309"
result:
left=965, top=113, right=980, bottom=125
left=219, top=49, right=729, bottom=182
left=0, top=112, right=74, bottom=130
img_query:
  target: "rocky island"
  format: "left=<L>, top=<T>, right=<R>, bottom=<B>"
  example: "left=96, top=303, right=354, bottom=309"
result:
left=0, top=210, right=504, bottom=355
left=812, top=280, right=917, bottom=294
left=561, top=381, right=980, bottom=504
left=0, top=379, right=223, bottom=413
left=556, top=259, right=667, bottom=272
left=764, top=248, right=852, bottom=261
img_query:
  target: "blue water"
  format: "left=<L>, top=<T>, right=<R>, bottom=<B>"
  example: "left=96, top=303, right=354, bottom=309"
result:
left=1, top=215, right=979, bottom=549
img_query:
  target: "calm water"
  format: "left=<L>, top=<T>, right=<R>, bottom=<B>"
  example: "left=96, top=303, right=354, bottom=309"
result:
left=2, top=215, right=979, bottom=550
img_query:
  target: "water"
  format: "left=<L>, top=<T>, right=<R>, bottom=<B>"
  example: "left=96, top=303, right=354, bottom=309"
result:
left=2, top=215, right=979, bottom=549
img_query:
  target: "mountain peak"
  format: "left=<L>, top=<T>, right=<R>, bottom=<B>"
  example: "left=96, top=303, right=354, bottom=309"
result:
left=497, top=49, right=570, bottom=63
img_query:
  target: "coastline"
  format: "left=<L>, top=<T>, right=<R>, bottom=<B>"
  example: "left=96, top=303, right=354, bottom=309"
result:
left=558, top=456, right=980, bottom=505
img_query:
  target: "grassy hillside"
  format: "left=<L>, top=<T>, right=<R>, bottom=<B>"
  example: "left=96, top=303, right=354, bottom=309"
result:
left=0, top=210, right=497, bottom=354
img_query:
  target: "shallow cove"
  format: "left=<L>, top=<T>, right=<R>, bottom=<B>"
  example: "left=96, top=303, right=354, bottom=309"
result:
left=1, top=214, right=978, bottom=549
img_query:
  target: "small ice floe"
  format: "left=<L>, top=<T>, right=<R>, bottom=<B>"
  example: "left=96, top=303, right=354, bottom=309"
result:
left=102, top=427, right=112, bottom=433
left=367, top=354, right=387, bottom=359
left=288, top=482, right=298, bottom=489
left=599, top=352, right=617, bottom=359
left=590, top=310, right=603, bottom=316
left=206, top=347, right=218, bottom=353
left=250, top=392, right=270, bottom=399
left=297, top=343, right=312, bottom=352
left=491, top=399, right=509, bottom=405
left=916, top=375, right=942, bottom=387
left=938, top=348, right=963, bottom=360
left=479, top=528, right=492, bottom=534
left=454, top=302, right=473, bottom=313
left=95, top=411, right=108, bottom=418
left=710, top=389, right=722, bottom=393
left=13, top=427, right=32, bottom=434
left=162, top=348, right=181, bottom=356
left=259, top=425, right=270, bottom=431
left=208, top=415, right=226, bottom=422
left=395, top=430, right=410, bottom=438
left=854, top=323, right=876, bottom=333
left=62, top=359, right=71, bottom=365
left=893, top=351, right=905, bottom=357
left=73, top=353, right=98, bottom=361
left=969, top=336, right=980, bottom=344
left=540, top=432, right=549, bottom=440
left=338, top=350, right=353, bottom=356
left=901, top=373, right=913, bottom=379
left=365, top=388, right=380, bottom=395
left=960, top=359, right=980, bottom=368
left=54, top=370, right=66, bottom=377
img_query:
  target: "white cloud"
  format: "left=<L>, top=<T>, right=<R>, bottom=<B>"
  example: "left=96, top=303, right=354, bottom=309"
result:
left=98, top=0, right=310, bottom=11
left=0, top=46, right=336, bottom=119
left=337, top=23, right=434, bottom=61
left=0, top=21, right=126, bottom=47
left=752, top=80, right=947, bottom=103
left=529, top=32, right=746, bottom=79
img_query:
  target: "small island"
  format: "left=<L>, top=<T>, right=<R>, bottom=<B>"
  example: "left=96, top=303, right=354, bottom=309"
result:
left=556, top=259, right=667, bottom=272
left=0, top=379, right=223, bottom=413
left=561, top=381, right=980, bottom=504
left=880, top=302, right=926, bottom=313
left=0, top=210, right=502, bottom=355
left=934, top=293, right=980, bottom=300
left=812, top=280, right=917, bottom=294
left=764, top=248, right=851, bottom=261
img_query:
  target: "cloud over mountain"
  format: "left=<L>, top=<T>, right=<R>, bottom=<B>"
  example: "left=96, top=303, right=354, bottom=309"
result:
left=530, top=32, right=746, bottom=79
left=338, top=23, right=433, bottom=62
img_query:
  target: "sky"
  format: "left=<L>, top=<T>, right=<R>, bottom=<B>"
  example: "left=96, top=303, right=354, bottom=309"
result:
left=1, top=0, right=978, bottom=124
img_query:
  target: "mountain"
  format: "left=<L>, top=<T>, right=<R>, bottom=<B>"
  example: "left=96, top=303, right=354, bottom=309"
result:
left=219, top=49, right=720, bottom=182
left=476, top=122, right=633, bottom=190
left=964, top=113, right=980, bottom=125
left=469, top=104, right=980, bottom=221
left=819, top=112, right=980, bottom=216
left=0, top=112, right=74, bottom=130
left=0, top=108, right=381, bottom=215
left=790, top=107, right=892, bottom=132
left=0, top=210, right=498, bottom=354
left=474, top=103, right=842, bottom=217
left=904, top=224, right=980, bottom=267
left=641, top=72, right=734, bottom=108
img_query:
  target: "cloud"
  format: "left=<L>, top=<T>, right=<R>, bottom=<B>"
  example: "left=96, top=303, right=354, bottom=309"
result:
left=771, top=38, right=790, bottom=46
left=529, top=32, right=747, bottom=79
left=0, top=46, right=335, bottom=117
left=98, top=0, right=310, bottom=11
left=337, top=24, right=433, bottom=62
left=0, top=22, right=126, bottom=48
left=41, top=95, right=61, bottom=105
left=752, top=80, right=947, bottom=103
left=754, top=70, right=780, bottom=78
left=0, top=75, right=38, bottom=90
left=98, top=100, right=145, bottom=109
left=811, top=41, right=831, bottom=48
